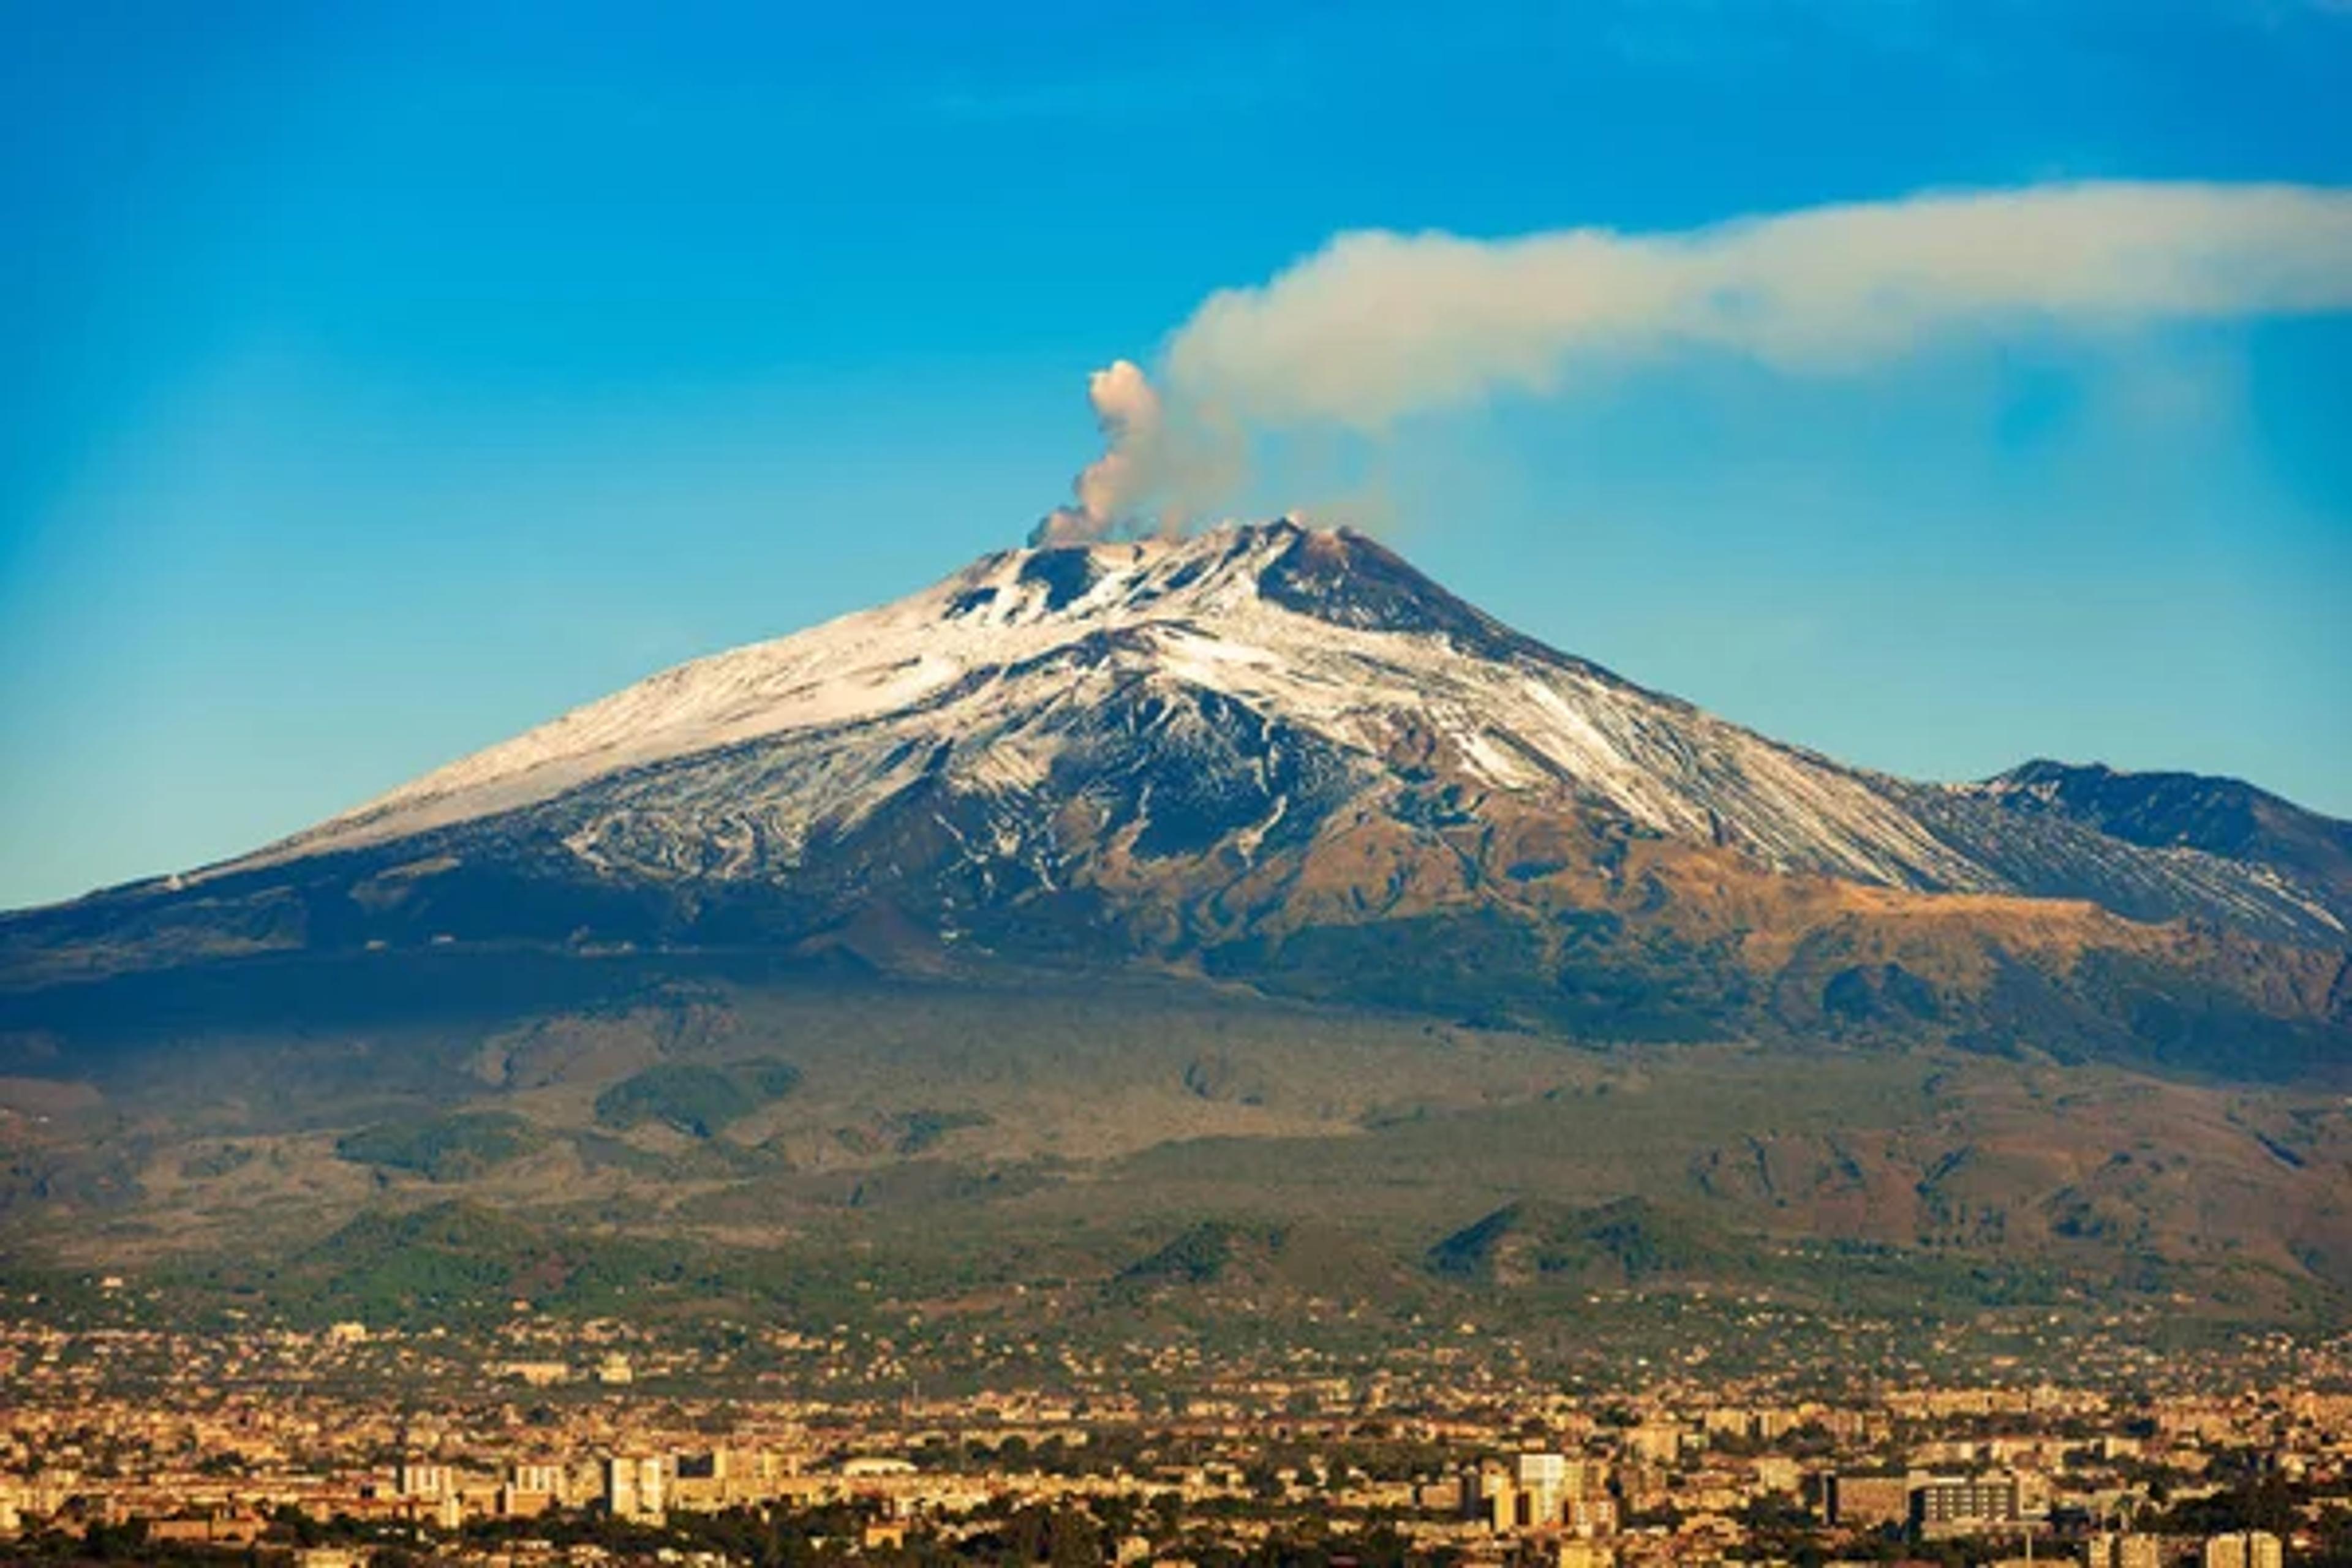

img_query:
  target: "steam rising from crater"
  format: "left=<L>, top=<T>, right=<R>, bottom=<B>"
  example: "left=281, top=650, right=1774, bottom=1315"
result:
left=1033, top=361, right=1164, bottom=545
left=1038, top=181, right=2352, bottom=542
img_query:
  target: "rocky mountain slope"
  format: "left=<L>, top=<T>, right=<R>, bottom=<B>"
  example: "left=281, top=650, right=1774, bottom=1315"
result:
left=4, top=519, right=2347, bottom=1074
left=1954, top=758, right=2352, bottom=911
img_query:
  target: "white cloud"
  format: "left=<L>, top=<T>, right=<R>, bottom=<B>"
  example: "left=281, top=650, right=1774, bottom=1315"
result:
left=1162, top=181, right=2352, bottom=430
left=1041, top=181, right=2352, bottom=538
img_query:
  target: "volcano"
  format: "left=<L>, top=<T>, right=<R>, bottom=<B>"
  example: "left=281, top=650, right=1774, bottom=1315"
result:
left=4, top=521, right=2349, bottom=1321
left=8, top=518, right=2344, bottom=1058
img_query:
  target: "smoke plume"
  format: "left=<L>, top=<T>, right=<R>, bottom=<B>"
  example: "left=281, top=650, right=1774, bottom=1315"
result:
left=1040, top=181, right=2352, bottom=540
left=1033, top=361, right=1166, bottom=545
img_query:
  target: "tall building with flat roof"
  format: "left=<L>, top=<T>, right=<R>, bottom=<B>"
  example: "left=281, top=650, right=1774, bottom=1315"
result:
left=1912, top=1472, right=2022, bottom=1536
left=1827, top=1473, right=1910, bottom=1528
left=2203, top=1531, right=2283, bottom=1568
left=2087, top=1531, right=2165, bottom=1568
left=508, top=1462, right=564, bottom=1499
left=1517, top=1452, right=1567, bottom=1527
left=603, top=1455, right=666, bottom=1521
left=392, top=1461, right=452, bottom=1501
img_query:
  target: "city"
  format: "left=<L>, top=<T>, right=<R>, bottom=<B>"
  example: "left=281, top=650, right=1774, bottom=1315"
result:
left=2, top=1285, right=2347, bottom=1566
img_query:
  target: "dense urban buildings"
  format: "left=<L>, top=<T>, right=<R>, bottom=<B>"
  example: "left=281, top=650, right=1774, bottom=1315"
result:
left=2, top=1289, right=2348, bottom=1566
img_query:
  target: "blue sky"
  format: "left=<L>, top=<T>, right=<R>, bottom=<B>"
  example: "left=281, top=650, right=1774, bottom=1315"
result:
left=2, top=0, right=2348, bottom=908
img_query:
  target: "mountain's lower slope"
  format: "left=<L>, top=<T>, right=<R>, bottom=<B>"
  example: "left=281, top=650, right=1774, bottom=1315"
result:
left=4, top=960, right=2348, bottom=1331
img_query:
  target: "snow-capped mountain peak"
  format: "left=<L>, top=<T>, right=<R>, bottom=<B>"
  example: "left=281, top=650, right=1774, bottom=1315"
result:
left=239, top=522, right=1934, bottom=886
left=209, top=519, right=2343, bottom=947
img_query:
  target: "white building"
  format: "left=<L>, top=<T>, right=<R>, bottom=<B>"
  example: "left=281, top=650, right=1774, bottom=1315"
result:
left=604, top=1454, right=666, bottom=1520
left=393, top=1461, right=453, bottom=1500
left=2203, top=1531, right=2283, bottom=1568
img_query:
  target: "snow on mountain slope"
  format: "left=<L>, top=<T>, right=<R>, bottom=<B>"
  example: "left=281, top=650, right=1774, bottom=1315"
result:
left=211, top=519, right=2340, bottom=944
left=239, top=522, right=1967, bottom=889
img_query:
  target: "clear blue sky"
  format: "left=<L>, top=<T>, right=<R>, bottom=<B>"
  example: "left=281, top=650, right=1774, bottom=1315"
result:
left=3, top=0, right=2348, bottom=910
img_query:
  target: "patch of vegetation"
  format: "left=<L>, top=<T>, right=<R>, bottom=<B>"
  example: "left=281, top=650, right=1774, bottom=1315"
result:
left=222, top=1198, right=987, bottom=1330
left=593, top=1057, right=801, bottom=1139
left=300, top=1199, right=549, bottom=1308
left=891, top=1107, right=991, bottom=1155
left=739, top=1058, right=806, bottom=1098
left=1109, top=1218, right=1421, bottom=1314
left=1428, top=1197, right=1732, bottom=1286
left=1207, top=908, right=1750, bottom=1041
left=1123, top=1220, right=1259, bottom=1285
left=334, top=1111, right=542, bottom=1182
left=178, top=1144, right=254, bottom=1180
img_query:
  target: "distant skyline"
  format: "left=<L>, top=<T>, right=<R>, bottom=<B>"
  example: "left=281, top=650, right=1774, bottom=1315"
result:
left=4, top=0, right=2350, bottom=909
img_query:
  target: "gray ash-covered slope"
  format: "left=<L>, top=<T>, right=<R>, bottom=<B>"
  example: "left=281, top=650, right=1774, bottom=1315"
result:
left=1932, top=759, right=2352, bottom=925
left=1895, top=767, right=2351, bottom=941
left=2, top=520, right=2346, bottom=1071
